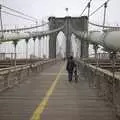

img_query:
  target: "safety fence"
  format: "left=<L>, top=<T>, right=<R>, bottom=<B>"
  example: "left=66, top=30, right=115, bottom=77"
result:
left=0, top=59, right=58, bottom=92
left=76, top=59, right=120, bottom=119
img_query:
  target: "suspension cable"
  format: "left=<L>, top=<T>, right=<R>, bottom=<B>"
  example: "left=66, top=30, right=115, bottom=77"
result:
left=2, top=10, right=36, bottom=22
left=1, top=4, right=37, bottom=21
left=80, top=0, right=93, bottom=17
left=80, top=5, right=88, bottom=17
left=89, top=0, right=117, bottom=30
left=45, top=24, right=65, bottom=34
left=89, top=21, right=120, bottom=29
left=0, top=21, right=49, bottom=32
left=0, top=24, right=65, bottom=43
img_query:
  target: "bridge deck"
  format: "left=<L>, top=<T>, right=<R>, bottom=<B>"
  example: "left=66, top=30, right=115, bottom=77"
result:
left=0, top=62, right=113, bottom=120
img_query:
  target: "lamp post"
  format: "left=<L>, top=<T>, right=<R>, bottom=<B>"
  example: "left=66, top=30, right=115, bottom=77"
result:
left=25, top=38, right=29, bottom=64
left=13, top=40, right=18, bottom=66
left=0, top=4, right=3, bottom=39
left=33, top=37, right=36, bottom=57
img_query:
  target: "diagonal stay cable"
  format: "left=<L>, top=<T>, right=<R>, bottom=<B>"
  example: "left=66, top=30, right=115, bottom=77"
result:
left=2, top=10, right=36, bottom=22
left=90, top=4, right=104, bottom=17
left=1, top=4, right=37, bottom=21
left=80, top=5, right=88, bottom=17
left=80, top=0, right=93, bottom=17
left=90, top=0, right=111, bottom=17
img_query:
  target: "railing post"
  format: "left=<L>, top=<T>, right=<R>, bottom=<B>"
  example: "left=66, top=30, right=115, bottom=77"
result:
left=3, top=72, right=9, bottom=89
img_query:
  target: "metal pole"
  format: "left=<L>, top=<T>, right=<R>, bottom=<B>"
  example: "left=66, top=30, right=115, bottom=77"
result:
left=103, top=2, right=107, bottom=30
left=46, top=36, right=47, bottom=58
left=41, top=37, right=43, bottom=58
left=33, top=37, right=36, bottom=57
left=43, top=36, right=45, bottom=58
left=15, top=45, right=16, bottom=66
left=13, top=40, right=17, bottom=67
left=0, top=4, right=3, bottom=39
left=38, top=36, right=41, bottom=58
left=44, top=36, right=47, bottom=58
left=25, top=39, right=29, bottom=64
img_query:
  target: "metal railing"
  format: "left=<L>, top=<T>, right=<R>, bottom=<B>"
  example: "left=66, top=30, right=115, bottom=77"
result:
left=76, top=59, right=120, bottom=119
left=0, top=59, right=58, bottom=92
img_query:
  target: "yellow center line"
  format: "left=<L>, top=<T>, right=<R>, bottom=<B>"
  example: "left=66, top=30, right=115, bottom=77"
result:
left=30, top=63, right=65, bottom=120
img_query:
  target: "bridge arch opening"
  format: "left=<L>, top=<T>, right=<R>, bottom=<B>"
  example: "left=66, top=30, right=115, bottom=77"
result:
left=71, top=34, right=81, bottom=58
left=56, top=31, right=66, bottom=58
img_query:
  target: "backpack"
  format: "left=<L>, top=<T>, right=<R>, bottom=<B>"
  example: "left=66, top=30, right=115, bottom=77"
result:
left=67, top=60, right=75, bottom=72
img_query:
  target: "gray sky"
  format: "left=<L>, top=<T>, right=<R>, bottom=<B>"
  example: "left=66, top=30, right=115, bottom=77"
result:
left=1, top=0, right=120, bottom=27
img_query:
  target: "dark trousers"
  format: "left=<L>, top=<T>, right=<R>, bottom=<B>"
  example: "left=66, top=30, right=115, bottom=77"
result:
left=68, top=71, right=73, bottom=82
left=74, top=71, right=78, bottom=82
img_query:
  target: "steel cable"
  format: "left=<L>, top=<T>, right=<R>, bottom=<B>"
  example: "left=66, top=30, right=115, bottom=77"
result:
left=2, top=4, right=37, bottom=21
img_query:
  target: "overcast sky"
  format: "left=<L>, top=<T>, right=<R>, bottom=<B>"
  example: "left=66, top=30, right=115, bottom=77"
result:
left=1, top=0, right=120, bottom=27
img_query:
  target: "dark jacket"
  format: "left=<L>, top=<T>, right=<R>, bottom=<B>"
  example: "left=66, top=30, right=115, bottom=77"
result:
left=66, top=59, right=76, bottom=72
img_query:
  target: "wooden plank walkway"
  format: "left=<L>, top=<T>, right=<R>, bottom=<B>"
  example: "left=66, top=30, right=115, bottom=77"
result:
left=0, top=62, right=113, bottom=120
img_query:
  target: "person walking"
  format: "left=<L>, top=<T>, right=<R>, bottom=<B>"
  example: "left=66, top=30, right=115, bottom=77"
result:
left=66, top=56, right=76, bottom=82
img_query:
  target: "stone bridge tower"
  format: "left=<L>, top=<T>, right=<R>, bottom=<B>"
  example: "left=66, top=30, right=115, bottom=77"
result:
left=48, top=16, right=88, bottom=58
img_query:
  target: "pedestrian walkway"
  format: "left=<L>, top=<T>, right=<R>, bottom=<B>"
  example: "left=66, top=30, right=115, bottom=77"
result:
left=0, top=62, right=113, bottom=120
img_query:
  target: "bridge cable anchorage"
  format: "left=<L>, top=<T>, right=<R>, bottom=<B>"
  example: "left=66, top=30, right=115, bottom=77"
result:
left=0, top=21, right=49, bottom=32
left=1, top=4, right=37, bottom=21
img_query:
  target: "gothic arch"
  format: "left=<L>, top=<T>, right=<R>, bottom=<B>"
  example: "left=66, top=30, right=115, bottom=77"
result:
left=48, top=16, right=88, bottom=58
